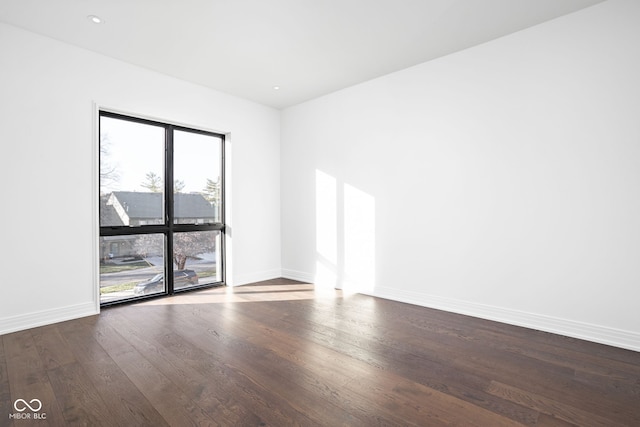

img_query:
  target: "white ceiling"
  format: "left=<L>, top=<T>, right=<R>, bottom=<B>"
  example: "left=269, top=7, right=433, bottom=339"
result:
left=0, top=0, right=604, bottom=109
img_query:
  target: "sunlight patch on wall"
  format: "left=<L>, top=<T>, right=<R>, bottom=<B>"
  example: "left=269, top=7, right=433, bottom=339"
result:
left=315, top=169, right=376, bottom=294
left=343, top=184, right=376, bottom=294
left=315, top=170, right=338, bottom=289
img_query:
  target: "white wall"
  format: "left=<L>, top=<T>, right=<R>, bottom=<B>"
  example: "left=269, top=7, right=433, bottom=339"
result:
left=0, top=23, right=281, bottom=334
left=281, top=0, right=640, bottom=351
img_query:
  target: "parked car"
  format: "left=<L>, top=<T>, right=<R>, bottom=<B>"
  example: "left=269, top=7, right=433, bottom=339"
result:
left=133, top=269, right=199, bottom=295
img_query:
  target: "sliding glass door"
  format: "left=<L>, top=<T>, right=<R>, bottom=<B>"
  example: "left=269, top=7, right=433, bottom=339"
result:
left=99, top=111, right=224, bottom=305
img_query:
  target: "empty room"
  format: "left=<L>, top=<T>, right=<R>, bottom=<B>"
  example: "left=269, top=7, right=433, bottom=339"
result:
left=1, top=0, right=639, bottom=425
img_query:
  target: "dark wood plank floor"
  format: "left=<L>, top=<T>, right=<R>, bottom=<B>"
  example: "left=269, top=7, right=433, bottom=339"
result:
left=2, top=278, right=639, bottom=426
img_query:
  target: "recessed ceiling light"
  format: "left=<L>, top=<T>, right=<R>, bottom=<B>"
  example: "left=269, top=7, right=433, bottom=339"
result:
left=273, top=86, right=280, bottom=90
left=88, top=15, right=103, bottom=24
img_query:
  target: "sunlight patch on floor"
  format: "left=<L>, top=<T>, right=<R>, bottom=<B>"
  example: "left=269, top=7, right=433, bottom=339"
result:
left=137, top=282, right=342, bottom=305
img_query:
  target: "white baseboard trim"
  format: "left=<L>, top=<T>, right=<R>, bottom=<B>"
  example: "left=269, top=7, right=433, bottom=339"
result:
left=371, top=286, right=640, bottom=353
left=232, top=269, right=283, bottom=287
left=277, top=270, right=640, bottom=352
left=281, top=269, right=315, bottom=284
left=0, top=302, right=98, bottom=336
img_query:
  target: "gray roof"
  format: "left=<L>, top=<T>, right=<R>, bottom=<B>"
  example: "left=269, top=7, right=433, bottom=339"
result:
left=174, top=193, right=216, bottom=219
left=100, top=195, right=125, bottom=226
left=112, top=191, right=215, bottom=219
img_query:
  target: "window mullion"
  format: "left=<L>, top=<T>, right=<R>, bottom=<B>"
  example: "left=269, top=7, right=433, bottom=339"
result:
left=166, top=126, right=175, bottom=294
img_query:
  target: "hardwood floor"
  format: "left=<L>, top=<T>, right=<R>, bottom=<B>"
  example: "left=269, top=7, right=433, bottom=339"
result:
left=2, top=278, right=639, bottom=426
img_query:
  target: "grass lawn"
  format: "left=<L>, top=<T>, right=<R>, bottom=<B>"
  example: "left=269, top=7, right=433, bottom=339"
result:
left=100, top=282, right=137, bottom=294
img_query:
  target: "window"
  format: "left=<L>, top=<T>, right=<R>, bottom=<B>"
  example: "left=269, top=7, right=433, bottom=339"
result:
left=99, top=111, right=224, bottom=305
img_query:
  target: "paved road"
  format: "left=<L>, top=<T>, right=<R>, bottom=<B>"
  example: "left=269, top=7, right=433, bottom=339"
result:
left=99, top=262, right=216, bottom=287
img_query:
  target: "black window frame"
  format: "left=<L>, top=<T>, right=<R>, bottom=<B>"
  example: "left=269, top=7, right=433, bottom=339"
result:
left=99, top=110, right=225, bottom=306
